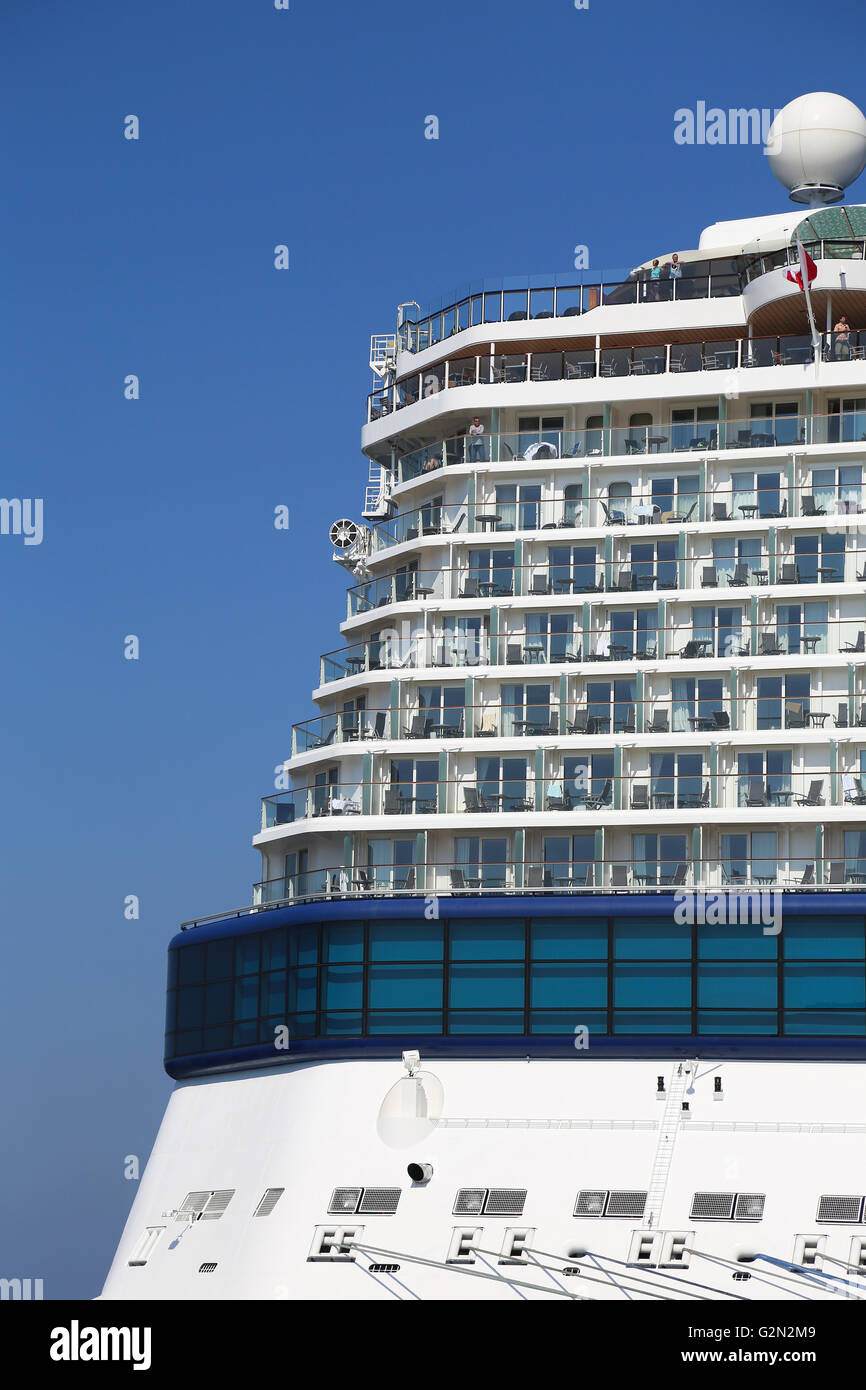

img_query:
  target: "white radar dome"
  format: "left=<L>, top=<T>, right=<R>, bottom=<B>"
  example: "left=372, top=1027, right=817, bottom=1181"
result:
left=766, top=93, right=866, bottom=205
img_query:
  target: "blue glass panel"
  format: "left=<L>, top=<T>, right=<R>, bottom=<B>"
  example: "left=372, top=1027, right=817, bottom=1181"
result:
left=232, top=1020, right=257, bottom=1046
left=288, top=967, right=317, bottom=1013
left=164, top=991, right=176, bottom=1033
left=322, top=965, right=363, bottom=1009
left=174, top=1028, right=203, bottom=1054
left=614, top=917, right=691, bottom=959
left=235, top=937, right=260, bottom=976
left=323, top=923, right=364, bottom=962
left=530, top=963, right=606, bottom=1008
left=167, top=951, right=178, bottom=989
left=367, top=1012, right=443, bottom=1034
left=322, top=1012, right=363, bottom=1035
left=698, top=964, right=777, bottom=1008
left=369, top=919, right=444, bottom=961
left=286, top=1013, right=317, bottom=1039
left=206, top=940, right=234, bottom=981
left=261, top=970, right=287, bottom=1015
left=234, top=976, right=259, bottom=1021
left=530, top=917, right=607, bottom=959
left=449, top=963, right=524, bottom=1007
left=204, top=980, right=232, bottom=1024
left=176, top=987, right=204, bottom=1029
left=784, top=1011, right=866, bottom=1036
left=449, top=918, right=525, bottom=960
left=178, top=944, right=205, bottom=986
left=530, top=1010, right=607, bottom=1034
left=614, top=963, right=691, bottom=1007
left=203, top=1025, right=232, bottom=1051
left=613, top=1011, right=691, bottom=1034
left=783, top=917, right=865, bottom=959
left=698, top=1011, right=777, bottom=1034
left=261, top=931, right=288, bottom=972
left=697, top=918, right=778, bottom=959
left=368, top=964, right=443, bottom=1009
left=448, top=1011, right=525, bottom=1034
left=289, top=926, right=319, bottom=968
left=784, top=964, right=865, bottom=1009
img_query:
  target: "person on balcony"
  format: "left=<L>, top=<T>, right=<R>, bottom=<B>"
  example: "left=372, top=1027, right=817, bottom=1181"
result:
left=646, top=259, right=662, bottom=301
left=668, top=253, right=682, bottom=281
left=833, top=315, right=852, bottom=360
left=469, top=416, right=487, bottom=462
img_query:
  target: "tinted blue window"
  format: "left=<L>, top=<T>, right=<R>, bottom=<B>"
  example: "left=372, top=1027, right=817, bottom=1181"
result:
left=176, top=987, right=203, bottom=1028
left=697, top=920, right=778, bottom=959
left=368, top=964, right=442, bottom=1009
left=261, top=970, right=286, bottom=1015
left=614, top=1011, right=691, bottom=1034
left=698, top=964, right=777, bottom=1008
left=232, top=1020, right=257, bottom=1046
left=698, top=1011, right=777, bottom=1034
left=367, top=1012, right=443, bottom=1034
left=530, top=1010, right=607, bottom=1034
left=289, top=926, right=319, bottom=967
left=178, top=945, right=205, bottom=986
left=234, top=976, right=258, bottom=1020
left=322, top=965, right=363, bottom=1009
left=261, top=931, right=288, bottom=972
left=322, top=1012, right=363, bottom=1035
left=450, top=919, right=525, bottom=960
left=449, top=1010, right=524, bottom=1034
left=784, top=917, right=865, bottom=959
left=235, top=937, right=260, bottom=976
left=530, top=963, right=606, bottom=1008
left=288, top=967, right=317, bottom=1013
left=369, top=920, right=444, bottom=961
left=204, top=981, right=233, bottom=1024
left=785, top=1011, right=866, bottom=1036
left=614, top=917, right=691, bottom=959
left=167, top=951, right=178, bottom=989
left=784, top=964, right=865, bottom=1009
left=323, top=923, right=364, bottom=962
left=614, top=963, right=691, bottom=1007
left=203, top=1025, right=232, bottom=1050
left=449, top=963, right=523, bottom=1007
left=206, top=940, right=234, bottom=980
left=531, top=917, right=607, bottom=959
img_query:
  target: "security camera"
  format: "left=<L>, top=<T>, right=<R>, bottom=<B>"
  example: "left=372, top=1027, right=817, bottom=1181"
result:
left=407, top=1162, right=433, bottom=1184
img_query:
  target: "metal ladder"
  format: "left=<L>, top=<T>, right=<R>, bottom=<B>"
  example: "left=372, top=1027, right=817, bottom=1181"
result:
left=643, top=1060, right=694, bottom=1229
left=362, top=460, right=391, bottom=518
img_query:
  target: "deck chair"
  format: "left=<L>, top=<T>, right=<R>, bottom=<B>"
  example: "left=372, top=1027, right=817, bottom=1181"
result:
left=778, top=562, right=799, bottom=584
left=828, top=862, right=846, bottom=885
left=795, top=779, right=824, bottom=807
left=568, top=709, right=590, bottom=734
left=585, top=778, right=612, bottom=810
left=745, top=779, right=767, bottom=806
left=610, top=866, right=629, bottom=888
left=729, top=563, right=749, bottom=587
left=648, top=709, right=669, bottom=733
left=712, top=503, right=729, bottom=521
left=460, top=576, right=480, bottom=598
left=530, top=573, right=550, bottom=595
left=670, top=863, right=688, bottom=886
left=712, top=710, right=730, bottom=730
left=615, top=568, right=633, bottom=591
left=631, top=784, right=650, bottom=809
left=835, top=702, right=849, bottom=728
left=842, top=631, right=865, bottom=653
left=802, top=495, right=826, bottom=517
left=702, top=566, right=718, bottom=587
left=403, top=714, right=428, bottom=738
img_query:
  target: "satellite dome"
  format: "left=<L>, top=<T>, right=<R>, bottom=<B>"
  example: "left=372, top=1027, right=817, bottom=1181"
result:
left=766, top=93, right=866, bottom=205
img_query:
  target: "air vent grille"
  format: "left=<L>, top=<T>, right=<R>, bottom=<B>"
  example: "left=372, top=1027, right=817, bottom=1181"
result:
left=358, top=1188, right=401, bottom=1215
left=200, top=1189, right=234, bottom=1220
left=485, top=1188, right=527, bottom=1217
left=690, top=1192, right=736, bottom=1220
left=454, top=1188, right=487, bottom=1216
left=176, top=1191, right=210, bottom=1220
left=606, top=1190, right=648, bottom=1219
left=370, top=1263, right=401, bottom=1273
left=734, top=1193, right=766, bottom=1222
left=253, top=1188, right=285, bottom=1218
left=574, top=1189, right=608, bottom=1217
left=328, top=1188, right=362, bottom=1215
left=817, top=1195, right=864, bottom=1224
left=198, top=1263, right=218, bottom=1273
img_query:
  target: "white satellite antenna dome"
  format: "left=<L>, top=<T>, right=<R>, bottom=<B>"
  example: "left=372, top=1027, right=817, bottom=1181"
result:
left=766, top=93, right=866, bottom=206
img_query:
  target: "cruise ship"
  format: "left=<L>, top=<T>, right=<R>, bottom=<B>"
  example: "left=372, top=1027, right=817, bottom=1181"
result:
left=103, top=94, right=866, bottom=1301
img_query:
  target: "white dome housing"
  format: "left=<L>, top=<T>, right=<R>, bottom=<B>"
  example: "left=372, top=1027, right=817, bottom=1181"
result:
left=766, top=93, right=866, bottom=205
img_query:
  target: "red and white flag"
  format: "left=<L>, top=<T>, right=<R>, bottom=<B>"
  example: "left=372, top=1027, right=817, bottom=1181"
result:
left=786, top=239, right=818, bottom=291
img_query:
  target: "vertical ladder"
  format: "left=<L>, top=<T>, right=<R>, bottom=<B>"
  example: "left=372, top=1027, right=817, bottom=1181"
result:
left=643, top=1060, right=694, bottom=1230
left=363, top=460, right=391, bottom=518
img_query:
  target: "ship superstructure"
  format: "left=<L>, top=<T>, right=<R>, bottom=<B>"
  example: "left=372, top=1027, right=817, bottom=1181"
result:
left=103, top=94, right=866, bottom=1301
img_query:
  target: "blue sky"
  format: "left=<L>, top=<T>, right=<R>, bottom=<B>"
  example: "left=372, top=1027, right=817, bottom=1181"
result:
left=1, top=0, right=864, bottom=1299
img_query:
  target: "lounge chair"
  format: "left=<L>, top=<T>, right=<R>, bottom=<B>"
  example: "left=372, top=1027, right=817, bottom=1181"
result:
left=842, top=631, right=865, bottom=653
left=648, top=709, right=669, bottom=733
left=795, top=779, right=824, bottom=807
left=631, top=784, right=649, bottom=809
left=702, top=566, right=718, bottom=588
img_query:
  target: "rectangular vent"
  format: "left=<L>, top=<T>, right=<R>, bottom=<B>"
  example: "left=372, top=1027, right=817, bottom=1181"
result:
left=358, top=1188, right=401, bottom=1215
left=200, top=1189, right=234, bottom=1220
left=574, top=1189, right=608, bottom=1217
left=254, top=1187, right=285, bottom=1218
left=690, top=1192, right=736, bottom=1221
left=817, top=1194, right=864, bottom=1224
left=733, top=1193, right=765, bottom=1222
left=454, top=1188, right=487, bottom=1216
left=562, top=1267, right=582, bottom=1276
left=370, top=1263, right=400, bottom=1273
left=485, top=1189, right=527, bottom=1217
left=328, top=1187, right=362, bottom=1215
left=606, top=1190, right=647, bottom=1219
left=177, top=1191, right=211, bottom=1221
left=198, top=1263, right=218, bottom=1273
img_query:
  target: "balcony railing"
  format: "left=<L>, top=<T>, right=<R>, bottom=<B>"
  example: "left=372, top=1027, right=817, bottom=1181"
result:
left=394, top=411, right=866, bottom=483
left=253, top=848, right=866, bottom=905
left=372, top=328, right=866, bottom=424
left=320, top=614, right=866, bottom=685
left=393, top=240, right=866, bottom=356
left=262, top=767, right=864, bottom=828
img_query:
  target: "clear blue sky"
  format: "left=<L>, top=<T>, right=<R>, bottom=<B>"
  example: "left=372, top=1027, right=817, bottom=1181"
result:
left=1, top=0, right=864, bottom=1300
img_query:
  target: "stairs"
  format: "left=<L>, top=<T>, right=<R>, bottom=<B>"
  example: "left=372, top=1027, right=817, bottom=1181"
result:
left=643, top=1060, right=695, bottom=1229
left=362, top=460, right=392, bottom=519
